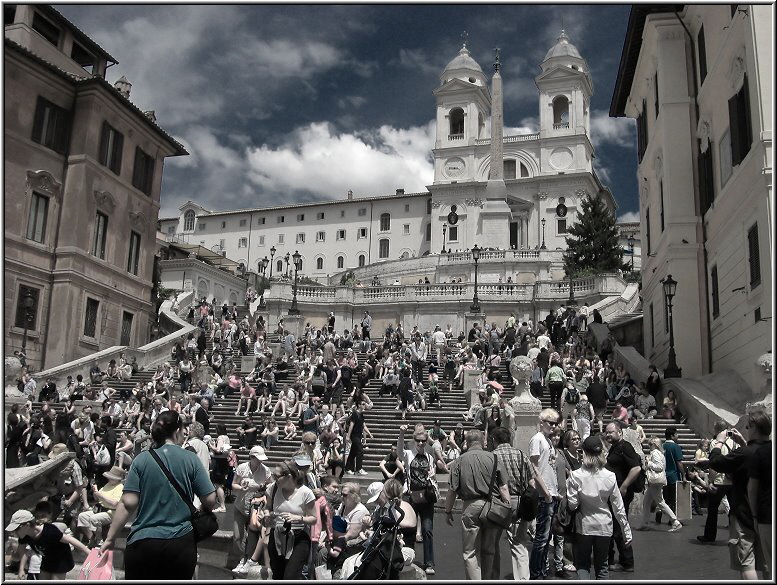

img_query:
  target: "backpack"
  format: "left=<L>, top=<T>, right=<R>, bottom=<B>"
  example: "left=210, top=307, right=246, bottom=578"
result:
left=565, top=387, right=580, bottom=404
left=408, top=452, right=431, bottom=491
left=94, top=444, right=111, bottom=466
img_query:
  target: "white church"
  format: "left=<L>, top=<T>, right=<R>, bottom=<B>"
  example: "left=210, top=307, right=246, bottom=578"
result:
left=160, top=32, right=619, bottom=288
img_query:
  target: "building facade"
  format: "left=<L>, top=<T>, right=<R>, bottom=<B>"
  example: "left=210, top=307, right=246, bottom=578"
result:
left=610, top=4, right=772, bottom=393
left=4, top=5, right=187, bottom=370
left=161, top=32, right=617, bottom=285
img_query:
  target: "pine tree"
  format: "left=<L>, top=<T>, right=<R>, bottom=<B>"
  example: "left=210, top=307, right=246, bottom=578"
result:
left=562, top=194, right=626, bottom=277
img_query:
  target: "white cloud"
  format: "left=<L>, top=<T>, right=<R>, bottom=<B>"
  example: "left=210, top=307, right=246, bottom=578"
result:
left=617, top=211, right=641, bottom=223
left=245, top=121, right=435, bottom=198
left=590, top=111, right=634, bottom=148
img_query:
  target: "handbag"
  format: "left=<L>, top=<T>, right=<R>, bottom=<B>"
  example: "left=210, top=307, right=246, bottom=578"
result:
left=551, top=496, right=577, bottom=538
left=149, top=447, right=219, bottom=542
left=478, top=455, right=513, bottom=529
left=78, top=549, right=114, bottom=580
left=517, top=486, right=539, bottom=521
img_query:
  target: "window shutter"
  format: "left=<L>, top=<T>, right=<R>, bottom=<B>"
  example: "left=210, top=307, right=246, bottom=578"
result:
left=111, top=130, right=123, bottom=174
left=31, top=96, right=46, bottom=144
left=52, top=107, right=70, bottom=155
left=748, top=224, right=761, bottom=287
left=133, top=147, right=143, bottom=188
left=99, top=121, right=110, bottom=166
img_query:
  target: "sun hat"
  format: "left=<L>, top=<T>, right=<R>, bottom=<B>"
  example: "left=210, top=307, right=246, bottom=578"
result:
left=103, top=466, right=126, bottom=482
left=366, top=481, right=384, bottom=504
left=5, top=509, right=35, bottom=532
left=292, top=453, right=313, bottom=468
left=249, top=445, right=268, bottom=461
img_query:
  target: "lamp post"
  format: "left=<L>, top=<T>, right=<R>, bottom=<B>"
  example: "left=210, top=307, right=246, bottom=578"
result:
left=284, top=252, right=290, bottom=278
left=289, top=250, right=302, bottom=315
left=258, top=256, right=269, bottom=308
left=662, top=274, right=682, bottom=378
left=628, top=235, right=635, bottom=272
left=470, top=244, right=481, bottom=312
left=20, top=290, right=35, bottom=355
left=441, top=223, right=447, bottom=254
left=568, top=273, right=575, bottom=305
left=268, top=246, right=276, bottom=280
left=540, top=218, right=546, bottom=250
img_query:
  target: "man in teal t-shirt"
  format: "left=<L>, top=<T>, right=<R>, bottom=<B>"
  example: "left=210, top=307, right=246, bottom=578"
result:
left=659, top=426, right=685, bottom=523
left=123, top=443, right=215, bottom=544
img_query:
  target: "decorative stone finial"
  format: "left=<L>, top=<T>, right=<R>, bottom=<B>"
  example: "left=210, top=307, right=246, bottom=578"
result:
left=114, top=75, right=131, bottom=99
left=461, top=30, right=469, bottom=49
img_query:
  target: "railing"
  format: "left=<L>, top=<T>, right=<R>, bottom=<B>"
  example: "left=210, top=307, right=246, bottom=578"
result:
left=475, top=133, right=540, bottom=146
left=553, top=122, right=570, bottom=129
left=448, top=133, right=464, bottom=141
left=445, top=249, right=542, bottom=262
left=296, top=285, right=337, bottom=299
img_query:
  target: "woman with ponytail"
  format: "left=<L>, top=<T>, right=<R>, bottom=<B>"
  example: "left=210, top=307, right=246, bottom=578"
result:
left=100, top=411, right=216, bottom=579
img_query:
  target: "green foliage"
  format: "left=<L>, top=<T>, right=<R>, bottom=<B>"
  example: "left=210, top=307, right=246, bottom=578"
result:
left=298, top=275, right=323, bottom=286
left=340, top=271, right=356, bottom=286
left=562, top=194, right=626, bottom=277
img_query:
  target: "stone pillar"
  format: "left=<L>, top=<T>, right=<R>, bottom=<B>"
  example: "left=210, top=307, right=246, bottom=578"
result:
left=463, top=369, right=482, bottom=409
left=464, top=312, right=485, bottom=341
left=510, top=403, right=542, bottom=451
left=282, top=314, right=304, bottom=341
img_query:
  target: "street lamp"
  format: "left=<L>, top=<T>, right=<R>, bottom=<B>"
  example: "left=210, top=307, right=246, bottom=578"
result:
left=20, top=290, right=35, bottom=355
left=289, top=250, right=302, bottom=315
left=540, top=218, right=546, bottom=250
left=441, top=223, right=447, bottom=254
left=568, top=273, right=576, bottom=305
left=628, top=235, right=635, bottom=272
left=662, top=274, right=682, bottom=378
left=284, top=252, right=290, bottom=278
left=269, top=246, right=276, bottom=280
left=258, top=257, right=269, bottom=308
left=470, top=244, right=481, bottom=312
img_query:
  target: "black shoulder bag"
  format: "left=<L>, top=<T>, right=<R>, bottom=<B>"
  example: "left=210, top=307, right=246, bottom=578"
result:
left=149, top=447, right=219, bottom=542
left=478, top=454, right=513, bottom=529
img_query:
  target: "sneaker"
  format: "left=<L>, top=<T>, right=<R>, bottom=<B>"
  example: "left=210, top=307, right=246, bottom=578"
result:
left=232, top=560, right=247, bottom=574
left=345, top=470, right=355, bottom=475
left=563, top=564, right=577, bottom=572
left=609, top=564, right=624, bottom=572
left=357, top=469, right=368, bottom=475
left=243, top=559, right=259, bottom=572
left=425, top=566, right=435, bottom=575
left=669, top=521, right=682, bottom=532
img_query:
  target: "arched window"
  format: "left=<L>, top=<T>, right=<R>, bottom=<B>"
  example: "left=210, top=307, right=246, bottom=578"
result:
left=449, top=107, right=464, bottom=136
left=553, top=96, right=569, bottom=127
left=184, top=209, right=195, bottom=231
left=379, top=238, right=389, bottom=259
left=503, top=159, right=516, bottom=179
left=520, top=162, right=530, bottom=177
left=380, top=213, right=390, bottom=231
left=358, top=254, right=366, bottom=267
left=337, top=256, right=344, bottom=269
left=276, top=259, right=283, bottom=274
left=316, top=257, right=323, bottom=270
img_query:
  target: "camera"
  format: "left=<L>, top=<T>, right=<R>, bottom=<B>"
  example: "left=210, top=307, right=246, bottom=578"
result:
left=726, top=430, right=733, bottom=437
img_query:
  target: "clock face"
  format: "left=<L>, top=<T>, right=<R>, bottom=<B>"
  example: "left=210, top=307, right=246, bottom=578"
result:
left=444, top=157, right=465, bottom=178
left=556, top=203, right=567, bottom=217
left=447, top=211, right=459, bottom=225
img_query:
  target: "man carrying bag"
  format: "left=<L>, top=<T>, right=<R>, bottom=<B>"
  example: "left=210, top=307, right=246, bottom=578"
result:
left=443, top=429, right=511, bottom=580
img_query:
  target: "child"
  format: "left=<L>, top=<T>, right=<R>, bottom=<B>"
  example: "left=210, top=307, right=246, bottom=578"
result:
left=427, top=366, right=441, bottom=408
left=17, top=542, right=42, bottom=580
left=282, top=415, right=297, bottom=440
left=413, top=380, right=426, bottom=412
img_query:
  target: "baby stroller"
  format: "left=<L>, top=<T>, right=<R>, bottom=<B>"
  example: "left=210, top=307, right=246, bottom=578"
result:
left=347, top=502, right=408, bottom=580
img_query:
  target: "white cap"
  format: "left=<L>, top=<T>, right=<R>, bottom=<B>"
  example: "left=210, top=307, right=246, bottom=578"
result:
left=249, top=446, right=268, bottom=461
left=366, top=481, right=384, bottom=504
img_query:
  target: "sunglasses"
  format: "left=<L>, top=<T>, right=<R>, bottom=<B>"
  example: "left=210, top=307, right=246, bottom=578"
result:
left=543, top=420, right=560, bottom=426
left=304, top=441, right=316, bottom=445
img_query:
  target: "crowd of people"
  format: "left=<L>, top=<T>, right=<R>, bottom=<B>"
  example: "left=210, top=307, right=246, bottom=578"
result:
left=4, top=297, right=771, bottom=580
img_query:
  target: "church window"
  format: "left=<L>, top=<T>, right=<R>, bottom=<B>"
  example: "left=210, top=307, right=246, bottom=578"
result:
left=337, top=256, right=344, bottom=269
left=358, top=254, right=365, bottom=267
left=448, top=226, right=458, bottom=241
left=729, top=74, right=752, bottom=167
left=552, top=96, right=569, bottom=128
left=557, top=219, right=567, bottom=235
left=316, top=257, right=324, bottom=270
left=379, top=238, right=390, bottom=259
left=277, top=259, right=283, bottom=273
left=380, top=213, right=391, bottom=231
left=449, top=108, right=464, bottom=137
left=504, top=160, right=516, bottom=180
left=520, top=163, right=529, bottom=177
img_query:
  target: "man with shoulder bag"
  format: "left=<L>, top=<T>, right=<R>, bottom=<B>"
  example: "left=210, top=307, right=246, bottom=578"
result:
left=491, top=426, right=537, bottom=580
left=443, top=429, right=511, bottom=580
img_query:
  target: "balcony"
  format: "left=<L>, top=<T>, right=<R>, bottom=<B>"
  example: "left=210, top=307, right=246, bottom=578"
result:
left=448, top=133, right=464, bottom=141
left=553, top=122, right=570, bottom=130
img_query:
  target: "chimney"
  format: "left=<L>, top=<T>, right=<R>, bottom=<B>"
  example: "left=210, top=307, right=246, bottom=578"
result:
left=396, top=188, right=404, bottom=195
left=114, top=75, right=131, bottom=99
left=347, top=190, right=353, bottom=200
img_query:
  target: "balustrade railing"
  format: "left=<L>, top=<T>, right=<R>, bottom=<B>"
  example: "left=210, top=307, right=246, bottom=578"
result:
left=445, top=249, right=541, bottom=262
left=475, top=133, right=540, bottom=146
left=448, top=133, right=464, bottom=141
left=553, top=122, right=570, bottom=129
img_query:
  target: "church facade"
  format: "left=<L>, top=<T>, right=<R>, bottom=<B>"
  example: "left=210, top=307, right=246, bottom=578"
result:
left=160, top=32, right=617, bottom=285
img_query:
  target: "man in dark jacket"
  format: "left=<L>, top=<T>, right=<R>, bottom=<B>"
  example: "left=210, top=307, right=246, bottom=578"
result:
left=585, top=374, right=608, bottom=434
left=708, top=411, right=771, bottom=579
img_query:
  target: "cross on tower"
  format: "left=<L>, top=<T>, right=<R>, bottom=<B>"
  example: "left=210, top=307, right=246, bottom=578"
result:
left=461, top=30, right=468, bottom=48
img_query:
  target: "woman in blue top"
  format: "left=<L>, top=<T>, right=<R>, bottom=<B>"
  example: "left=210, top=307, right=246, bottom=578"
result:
left=101, top=411, right=216, bottom=579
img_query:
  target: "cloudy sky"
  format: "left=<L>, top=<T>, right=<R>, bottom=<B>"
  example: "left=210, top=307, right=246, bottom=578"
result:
left=56, top=4, right=640, bottom=223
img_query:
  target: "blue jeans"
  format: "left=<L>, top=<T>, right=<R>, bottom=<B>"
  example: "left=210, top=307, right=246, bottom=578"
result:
left=530, top=498, right=557, bottom=578
left=574, top=533, right=610, bottom=579
left=412, top=501, right=435, bottom=568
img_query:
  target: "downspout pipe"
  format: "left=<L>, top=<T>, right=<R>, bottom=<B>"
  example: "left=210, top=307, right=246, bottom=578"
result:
left=674, top=8, right=714, bottom=374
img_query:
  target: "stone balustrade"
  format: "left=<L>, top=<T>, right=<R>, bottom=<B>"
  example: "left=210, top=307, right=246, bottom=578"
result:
left=445, top=249, right=542, bottom=262
left=475, top=132, right=540, bottom=145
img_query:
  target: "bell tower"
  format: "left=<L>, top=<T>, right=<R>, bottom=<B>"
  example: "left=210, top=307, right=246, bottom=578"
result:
left=432, top=34, right=491, bottom=184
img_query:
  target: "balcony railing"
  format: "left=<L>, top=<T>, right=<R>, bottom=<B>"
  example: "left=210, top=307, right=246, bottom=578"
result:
left=475, top=133, right=539, bottom=146
left=448, top=133, right=464, bottom=141
left=445, top=249, right=542, bottom=262
left=553, top=122, right=570, bottom=129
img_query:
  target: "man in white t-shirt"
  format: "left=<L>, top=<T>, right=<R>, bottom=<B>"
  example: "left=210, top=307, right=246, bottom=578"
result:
left=528, top=408, right=561, bottom=580
left=432, top=325, right=447, bottom=367
left=536, top=331, right=552, bottom=351
left=231, top=445, right=271, bottom=572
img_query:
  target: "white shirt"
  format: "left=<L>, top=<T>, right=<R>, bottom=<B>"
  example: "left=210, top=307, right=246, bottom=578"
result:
left=566, top=467, right=632, bottom=540
left=529, top=431, right=559, bottom=497
left=432, top=330, right=447, bottom=345
left=537, top=334, right=552, bottom=350
left=234, top=460, right=271, bottom=515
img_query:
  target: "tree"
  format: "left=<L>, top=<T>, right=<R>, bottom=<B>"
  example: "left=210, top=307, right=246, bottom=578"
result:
left=562, top=194, right=626, bottom=277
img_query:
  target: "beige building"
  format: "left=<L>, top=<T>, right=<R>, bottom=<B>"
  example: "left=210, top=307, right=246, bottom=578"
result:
left=4, top=5, right=187, bottom=370
left=610, top=4, right=772, bottom=394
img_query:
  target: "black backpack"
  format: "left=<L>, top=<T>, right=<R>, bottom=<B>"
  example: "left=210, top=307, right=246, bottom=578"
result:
left=565, top=387, right=580, bottom=404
